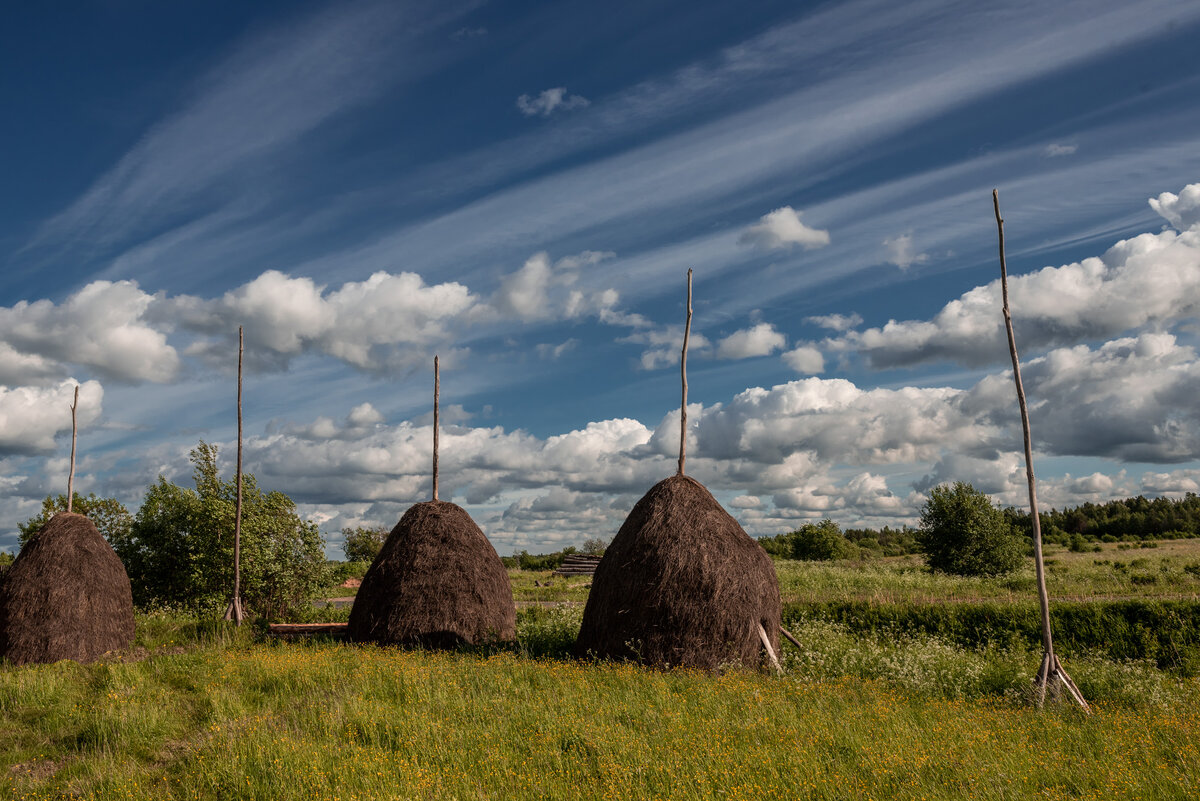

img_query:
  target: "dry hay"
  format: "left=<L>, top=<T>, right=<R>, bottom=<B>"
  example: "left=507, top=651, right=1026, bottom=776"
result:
left=574, top=474, right=781, bottom=670
left=348, top=501, right=516, bottom=647
left=0, top=512, right=135, bottom=665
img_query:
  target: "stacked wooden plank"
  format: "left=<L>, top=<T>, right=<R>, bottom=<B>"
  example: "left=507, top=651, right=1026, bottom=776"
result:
left=553, top=554, right=602, bottom=577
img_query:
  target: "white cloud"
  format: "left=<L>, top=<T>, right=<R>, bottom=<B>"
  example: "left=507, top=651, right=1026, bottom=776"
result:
left=716, top=323, right=786, bottom=359
left=0, top=379, right=103, bottom=455
left=782, top=344, right=825, bottom=374
left=738, top=206, right=830, bottom=251
left=0, top=280, right=179, bottom=383
left=516, top=87, right=590, bottom=117
left=1044, top=143, right=1078, bottom=157
left=536, top=339, right=579, bottom=360
left=823, top=184, right=1200, bottom=368
left=882, top=233, right=929, bottom=270
left=491, top=251, right=619, bottom=323
left=806, top=312, right=862, bottom=332
left=1149, top=183, right=1200, bottom=231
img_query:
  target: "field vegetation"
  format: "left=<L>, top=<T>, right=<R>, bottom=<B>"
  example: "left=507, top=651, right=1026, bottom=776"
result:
left=6, top=485, right=1200, bottom=798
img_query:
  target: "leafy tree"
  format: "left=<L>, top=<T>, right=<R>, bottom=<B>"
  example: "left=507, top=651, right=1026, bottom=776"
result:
left=918, top=482, right=1023, bottom=577
left=0, top=551, right=13, bottom=572
left=111, top=442, right=327, bottom=619
left=789, top=519, right=855, bottom=561
left=342, top=526, right=388, bottom=564
left=581, top=536, right=610, bottom=556
left=19, top=493, right=132, bottom=547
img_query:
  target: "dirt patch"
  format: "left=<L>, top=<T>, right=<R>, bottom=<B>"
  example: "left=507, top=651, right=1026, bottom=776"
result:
left=9, top=756, right=69, bottom=781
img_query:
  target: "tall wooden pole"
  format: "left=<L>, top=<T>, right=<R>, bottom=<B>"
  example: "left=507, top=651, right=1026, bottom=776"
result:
left=225, top=327, right=245, bottom=624
left=678, top=269, right=693, bottom=476
left=67, top=385, right=79, bottom=513
left=433, top=355, right=440, bottom=502
left=993, top=190, right=1088, bottom=712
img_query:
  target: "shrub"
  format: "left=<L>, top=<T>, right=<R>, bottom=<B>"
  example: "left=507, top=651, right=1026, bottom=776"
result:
left=918, top=482, right=1023, bottom=577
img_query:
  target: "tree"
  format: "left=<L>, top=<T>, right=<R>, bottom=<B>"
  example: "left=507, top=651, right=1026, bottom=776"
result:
left=19, top=493, right=132, bottom=547
left=342, top=526, right=388, bottom=564
left=918, top=482, right=1023, bottom=577
left=111, top=442, right=327, bottom=619
left=581, top=536, right=610, bottom=556
left=790, top=519, right=854, bottom=561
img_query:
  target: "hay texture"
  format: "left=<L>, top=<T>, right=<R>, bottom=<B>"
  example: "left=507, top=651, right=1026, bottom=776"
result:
left=0, top=512, right=135, bottom=665
left=348, top=501, right=516, bottom=647
left=574, top=474, right=781, bottom=669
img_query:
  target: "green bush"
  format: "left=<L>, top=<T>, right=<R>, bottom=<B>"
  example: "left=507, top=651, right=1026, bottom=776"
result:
left=918, top=482, right=1023, bottom=577
left=783, top=599, right=1200, bottom=673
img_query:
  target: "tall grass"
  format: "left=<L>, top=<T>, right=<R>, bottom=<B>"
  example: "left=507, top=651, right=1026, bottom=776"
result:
left=4, top=626, right=1198, bottom=800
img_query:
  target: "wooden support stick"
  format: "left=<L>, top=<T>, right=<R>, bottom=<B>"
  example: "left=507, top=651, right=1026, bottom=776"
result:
left=678, top=269, right=693, bottom=476
left=67, top=385, right=79, bottom=513
left=757, top=621, right=783, bottom=675
left=779, top=626, right=804, bottom=652
left=225, top=327, right=245, bottom=625
left=994, top=190, right=1087, bottom=713
left=439, top=354, right=444, bottom=501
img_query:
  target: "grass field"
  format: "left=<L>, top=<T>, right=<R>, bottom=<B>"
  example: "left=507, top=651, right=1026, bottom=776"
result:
left=6, top=543, right=1200, bottom=799
left=3, top=615, right=1198, bottom=801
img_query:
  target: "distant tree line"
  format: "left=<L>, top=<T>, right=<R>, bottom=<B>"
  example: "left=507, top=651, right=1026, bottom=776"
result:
left=1005, top=493, right=1200, bottom=544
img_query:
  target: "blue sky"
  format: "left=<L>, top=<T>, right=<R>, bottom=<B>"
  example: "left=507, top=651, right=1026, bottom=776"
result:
left=3, top=0, right=1200, bottom=557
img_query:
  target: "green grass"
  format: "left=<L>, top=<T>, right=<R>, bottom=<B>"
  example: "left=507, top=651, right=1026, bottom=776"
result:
left=3, top=615, right=1198, bottom=801
left=8, top=542, right=1200, bottom=800
left=773, top=538, right=1200, bottom=605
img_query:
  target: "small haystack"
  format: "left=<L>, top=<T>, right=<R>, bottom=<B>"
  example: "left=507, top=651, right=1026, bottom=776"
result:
left=348, top=500, right=516, bottom=647
left=574, top=270, right=782, bottom=669
left=0, top=512, right=135, bottom=665
left=348, top=356, right=516, bottom=647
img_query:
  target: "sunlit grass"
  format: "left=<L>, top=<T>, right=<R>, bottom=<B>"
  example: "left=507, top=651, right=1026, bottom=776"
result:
left=774, top=538, right=1200, bottom=604
left=3, top=607, right=1199, bottom=800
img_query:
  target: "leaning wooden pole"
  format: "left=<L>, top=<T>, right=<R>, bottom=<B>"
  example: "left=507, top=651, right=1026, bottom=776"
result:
left=67, top=385, right=79, bottom=513
left=224, top=327, right=245, bottom=625
left=993, top=189, right=1088, bottom=713
left=439, top=354, right=444, bottom=503
left=677, top=269, right=693, bottom=476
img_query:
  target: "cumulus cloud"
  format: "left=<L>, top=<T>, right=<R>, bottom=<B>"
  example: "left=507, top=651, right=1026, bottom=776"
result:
left=882, top=233, right=929, bottom=270
left=1149, top=183, right=1200, bottom=231
left=716, top=323, right=786, bottom=359
left=806, top=312, right=862, bottom=332
left=738, top=206, right=830, bottom=251
left=822, top=184, right=1200, bottom=369
left=782, top=344, right=824, bottom=374
left=0, top=379, right=103, bottom=455
left=516, top=87, right=590, bottom=117
left=0, top=280, right=179, bottom=384
left=620, top=326, right=713, bottom=370
left=491, top=251, right=619, bottom=322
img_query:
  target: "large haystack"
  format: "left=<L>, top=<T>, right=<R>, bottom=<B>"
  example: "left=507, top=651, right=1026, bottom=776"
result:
left=0, top=512, right=135, bottom=665
left=348, top=500, right=516, bottom=647
left=574, top=474, right=781, bottom=670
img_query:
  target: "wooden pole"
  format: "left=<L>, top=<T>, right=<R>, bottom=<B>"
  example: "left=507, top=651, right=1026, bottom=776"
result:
left=67, top=385, right=79, bottom=513
left=678, top=269, right=693, bottom=476
left=779, top=626, right=804, bottom=652
left=433, top=355, right=440, bottom=502
left=757, top=621, right=783, bottom=675
left=225, top=327, right=245, bottom=624
left=993, top=190, right=1088, bottom=713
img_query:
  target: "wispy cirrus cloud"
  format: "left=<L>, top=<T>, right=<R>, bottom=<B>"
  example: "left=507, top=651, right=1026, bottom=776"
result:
left=23, top=0, right=476, bottom=262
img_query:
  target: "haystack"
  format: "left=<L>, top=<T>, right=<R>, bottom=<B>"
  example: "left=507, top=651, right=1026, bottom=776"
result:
left=348, top=356, right=516, bottom=648
left=573, top=475, right=780, bottom=668
left=347, top=500, right=516, bottom=647
left=574, top=270, right=782, bottom=669
left=0, top=512, right=135, bottom=665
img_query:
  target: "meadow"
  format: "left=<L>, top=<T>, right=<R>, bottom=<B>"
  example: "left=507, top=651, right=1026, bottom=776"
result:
left=4, top=540, right=1200, bottom=799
